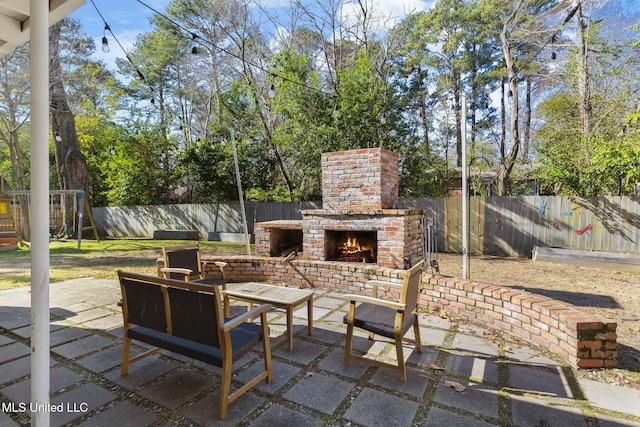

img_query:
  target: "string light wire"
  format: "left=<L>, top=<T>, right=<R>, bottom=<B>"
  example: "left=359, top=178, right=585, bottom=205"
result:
left=133, top=0, right=335, bottom=98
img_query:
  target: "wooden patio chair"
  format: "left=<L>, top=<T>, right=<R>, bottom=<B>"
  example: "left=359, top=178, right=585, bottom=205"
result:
left=161, top=243, right=232, bottom=315
left=161, top=243, right=228, bottom=284
left=343, top=260, right=425, bottom=381
left=118, top=272, right=273, bottom=419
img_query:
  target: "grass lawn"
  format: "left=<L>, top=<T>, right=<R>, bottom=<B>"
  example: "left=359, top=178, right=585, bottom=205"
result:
left=0, top=238, right=250, bottom=291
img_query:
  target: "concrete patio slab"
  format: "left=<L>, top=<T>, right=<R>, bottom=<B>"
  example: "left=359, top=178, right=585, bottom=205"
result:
left=0, top=277, right=638, bottom=427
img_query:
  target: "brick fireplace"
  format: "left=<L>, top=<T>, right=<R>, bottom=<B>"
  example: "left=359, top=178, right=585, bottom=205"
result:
left=255, top=148, right=424, bottom=269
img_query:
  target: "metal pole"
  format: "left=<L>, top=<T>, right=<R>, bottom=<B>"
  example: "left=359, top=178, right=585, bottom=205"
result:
left=230, top=129, right=251, bottom=256
left=30, top=0, right=50, bottom=425
left=461, top=93, right=470, bottom=279
left=77, top=192, right=84, bottom=249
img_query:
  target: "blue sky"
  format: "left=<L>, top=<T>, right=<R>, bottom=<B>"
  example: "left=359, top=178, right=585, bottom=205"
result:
left=69, top=0, right=171, bottom=68
left=69, top=0, right=435, bottom=71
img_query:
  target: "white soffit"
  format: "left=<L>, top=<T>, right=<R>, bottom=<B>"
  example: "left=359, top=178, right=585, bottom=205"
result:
left=0, top=0, right=85, bottom=58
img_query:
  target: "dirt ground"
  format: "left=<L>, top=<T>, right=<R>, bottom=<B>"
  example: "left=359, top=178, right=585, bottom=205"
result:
left=434, top=253, right=640, bottom=389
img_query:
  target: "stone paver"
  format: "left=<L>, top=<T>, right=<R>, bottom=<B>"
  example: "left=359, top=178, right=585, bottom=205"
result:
left=235, top=359, right=300, bottom=394
left=182, top=389, right=264, bottom=427
left=424, top=407, right=498, bottom=426
left=136, top=368, right=211, bottom=409
left=452, top=333, right=499, bottom=357
left=74, top=345, right=124, bottom=373
left=0, top=342, right=30, bottom=364
left=433, top=376, right=500, bottom=420
left=273, top=339, right=327, bottom=365
left=51, top=334, right=114, bottom=359
left=49, top=383, right=117, bottom=427
left=343, top=387, right=420, bottom=427
left=578, top=378, right=640, bottom=418
left=249, top=404, right=323, bottom=427
left=445, top=353, right=499, bottom=383
left=49, top=326, right=93, bottom=347
left=317, top=348, right=370, bottom=379
left=104, top=355, right=177, bottom=390
left=509, top=364, right=574, bottom=398
left=283, top=372, right=353, bottom=414
left=0, top=365, right=84, bottom=404
left=0, top=335, right=13, bottom=347
left=369, top=366, right=431, bottom=397
left=75, top=401, right=158, bottom=427
left=510, top=393, right=589, bottom=427
left=0, top=409, right=20, bottom=427
left=0, top=356, right=56, bottom=386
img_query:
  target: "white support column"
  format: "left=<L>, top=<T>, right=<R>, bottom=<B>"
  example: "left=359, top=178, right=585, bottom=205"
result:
left=461, top=93, right=470, bottom=279
left=30, top=0, right=50, bottom=425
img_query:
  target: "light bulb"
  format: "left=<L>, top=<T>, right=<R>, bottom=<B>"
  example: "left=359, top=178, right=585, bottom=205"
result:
left=101, top=36, right=109, bottom=53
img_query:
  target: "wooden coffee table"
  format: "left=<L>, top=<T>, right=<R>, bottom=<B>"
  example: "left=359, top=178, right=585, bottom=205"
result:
left=223, top=282, right=314, bottom=350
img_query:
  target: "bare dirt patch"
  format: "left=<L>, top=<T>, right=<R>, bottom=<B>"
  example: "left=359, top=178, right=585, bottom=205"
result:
left=434, top=253, right=640, bottom=389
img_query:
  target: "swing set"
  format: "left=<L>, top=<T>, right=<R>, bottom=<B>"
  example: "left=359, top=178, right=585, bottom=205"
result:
left=0, top=176, right=99, bottom=249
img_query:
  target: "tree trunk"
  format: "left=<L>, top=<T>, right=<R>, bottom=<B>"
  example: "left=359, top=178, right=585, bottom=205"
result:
left=49, top=22, right=88, bottom=235
left=497, top=24, right=520, bottom=196
left=500, top=76, right=506, bottom=161
left=454, top=77, right=462, bottom=168
left=523, top=75, right=532, bottom=162
left=417, top=65, right=430, bottom=152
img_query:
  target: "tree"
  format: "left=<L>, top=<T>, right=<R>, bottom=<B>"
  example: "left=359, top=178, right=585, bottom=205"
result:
left=534, top=15, right=640, bottom=196
left=0, top=45, right=31, bottom=239
left=50, top=20, right=90, bottom=232
left=68, top=61, right=127, bottom=207
left=489, top=0, right=561, bottom=195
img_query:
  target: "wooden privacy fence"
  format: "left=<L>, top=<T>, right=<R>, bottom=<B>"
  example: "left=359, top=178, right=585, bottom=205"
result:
left=92, top=196, right=640, bottom=257
left=401, top=196, right=640, bottom=256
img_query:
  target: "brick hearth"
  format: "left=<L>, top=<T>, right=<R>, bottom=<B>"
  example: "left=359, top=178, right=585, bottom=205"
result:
left=255, top=148, right=425, bottom=269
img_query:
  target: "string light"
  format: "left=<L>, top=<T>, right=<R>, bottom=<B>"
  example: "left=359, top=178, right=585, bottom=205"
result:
left=101, top=23, right=110, bottom=53
left=191, top=33, right=198, bottom=55
left=90, top=0, right=148, bottom=87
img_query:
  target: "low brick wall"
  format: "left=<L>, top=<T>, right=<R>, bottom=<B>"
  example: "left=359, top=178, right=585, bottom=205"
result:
left=156, top=256, right=617, bottom=369
left=422, top=275, right=617, bottom=368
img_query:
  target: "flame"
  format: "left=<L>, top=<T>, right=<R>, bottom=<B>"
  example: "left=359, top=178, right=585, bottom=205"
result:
left=340, top=236, right=372, bottom=254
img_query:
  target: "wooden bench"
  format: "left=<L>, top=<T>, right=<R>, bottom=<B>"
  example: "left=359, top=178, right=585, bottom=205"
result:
left=117, top=271, right=273, bottom=419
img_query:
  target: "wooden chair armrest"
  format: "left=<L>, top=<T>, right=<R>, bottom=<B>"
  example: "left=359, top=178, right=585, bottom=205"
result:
left=201, top=261, right=228, bottom=268
left=342, top=294, right=405, bottom=311
left=160, top=267, right=193, bottom=276
left=366, top=280, right=402, bottom=298
left=222, top=304, right=272, bottom=332
left=201, top=261, right=228, bottom=279
left=367, top=280, right=403, bottom=289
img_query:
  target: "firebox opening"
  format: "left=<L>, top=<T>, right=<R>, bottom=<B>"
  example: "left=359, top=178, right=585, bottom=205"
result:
left=325, top=230, right=377, bottom=263
left=270, top=229, right=303, bottom=257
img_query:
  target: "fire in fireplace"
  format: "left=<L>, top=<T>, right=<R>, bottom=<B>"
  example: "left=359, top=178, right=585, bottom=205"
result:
left=325, top=230, right=377, bottom=263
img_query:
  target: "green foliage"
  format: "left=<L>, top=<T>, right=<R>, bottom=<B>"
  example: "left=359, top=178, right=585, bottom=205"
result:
left=103, top=121, right=174, bottom=205
left=534, top=21, right=640, bottom=196
left=535, top=95, right=640, bottom=196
